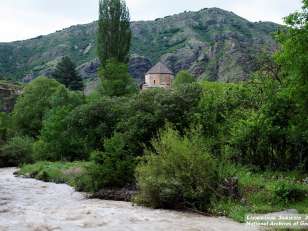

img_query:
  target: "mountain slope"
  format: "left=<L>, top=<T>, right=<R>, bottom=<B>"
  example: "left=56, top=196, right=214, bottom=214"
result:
left=0, top=7, right=280, bottom=90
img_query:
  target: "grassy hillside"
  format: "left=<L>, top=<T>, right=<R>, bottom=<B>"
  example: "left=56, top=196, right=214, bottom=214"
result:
left=0, top=7, right=279, bottom=85
left=130, top=8, right=278, bottom=64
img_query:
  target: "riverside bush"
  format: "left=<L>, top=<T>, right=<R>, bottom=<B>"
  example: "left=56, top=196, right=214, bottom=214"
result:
left=1, top=136, right=34, bottom=165
left=85, top=133, right=137, bottom=192
left=136, top=123, right=216, bottom=210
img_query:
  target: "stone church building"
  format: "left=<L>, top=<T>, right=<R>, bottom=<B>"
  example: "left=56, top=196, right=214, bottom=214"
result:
left=140, top=62, right=174, bottom=91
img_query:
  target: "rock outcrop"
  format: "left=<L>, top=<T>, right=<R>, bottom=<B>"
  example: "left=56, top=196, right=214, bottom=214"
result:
left=1, top=7, right=280, bottom=91
left=128, top=54, right=152, bottom=82
left=76, top=55, right=152, bottom=83
left=76, top=58, right=100, bottom=80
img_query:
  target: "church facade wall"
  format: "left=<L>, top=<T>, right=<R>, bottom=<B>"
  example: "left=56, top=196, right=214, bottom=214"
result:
left=145, top=74, right=174, bottom=89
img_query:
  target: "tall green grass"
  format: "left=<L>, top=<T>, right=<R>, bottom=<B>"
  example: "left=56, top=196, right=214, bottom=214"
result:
left=17, top=161, right=91, bottom=191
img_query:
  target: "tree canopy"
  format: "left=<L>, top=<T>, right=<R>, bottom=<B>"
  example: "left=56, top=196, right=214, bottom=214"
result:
left=96, top=0, right=131, bottom=69
left=98, top=58, right=138, bottom=97
left=51, top=56, right=84, bottom=91
left=173, top=70, right=196, bottom=89
left=11, top=76, right=61, bottom=138
left=40, top=85, right=84, bottom=161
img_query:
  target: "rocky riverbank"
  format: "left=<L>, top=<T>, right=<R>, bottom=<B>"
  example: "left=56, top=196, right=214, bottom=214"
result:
left=90, top=183, right=138, bottom=202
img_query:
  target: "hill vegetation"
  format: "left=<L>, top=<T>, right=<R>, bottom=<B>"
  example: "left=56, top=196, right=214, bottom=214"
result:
left=2, top=3, right=308, bottom=226
left=0, top=7, right=279, bottom=90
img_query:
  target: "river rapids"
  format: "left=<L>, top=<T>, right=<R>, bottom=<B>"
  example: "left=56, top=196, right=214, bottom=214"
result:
left=0, top=168, right=259, bottom=231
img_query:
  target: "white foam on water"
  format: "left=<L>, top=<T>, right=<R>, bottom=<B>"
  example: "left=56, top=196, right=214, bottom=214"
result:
left=0, top=168, right=259, bottom=231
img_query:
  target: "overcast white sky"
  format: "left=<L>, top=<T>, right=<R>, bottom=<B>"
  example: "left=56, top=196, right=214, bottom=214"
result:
left=0, top=0, right=303, bottom=42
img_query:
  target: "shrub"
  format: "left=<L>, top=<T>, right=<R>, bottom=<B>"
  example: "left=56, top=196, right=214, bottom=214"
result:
left=272, top=181, right=306, bottom=203
left=136, top=123, right=216, bottom=210
left=85, top=133, right=137, bottom=192
left=33, top=140, right=51, bottom=161
left=38, top=171, right=50, bottom=182
left=1, top=136, right=34, bottom=165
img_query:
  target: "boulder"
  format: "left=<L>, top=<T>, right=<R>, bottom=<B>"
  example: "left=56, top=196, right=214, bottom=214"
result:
left=22, top=173, right=30, bottom=178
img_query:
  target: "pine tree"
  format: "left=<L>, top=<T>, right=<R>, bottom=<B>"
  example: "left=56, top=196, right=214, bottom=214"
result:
left=52, top=56, right=84, bottom=91
left=96, top=0, right=131, bottom=69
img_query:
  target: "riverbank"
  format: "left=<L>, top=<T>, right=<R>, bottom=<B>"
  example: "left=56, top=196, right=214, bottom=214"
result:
left=16, top=161, right=308, bottom=223
left=1, top=167, right=259, bottom=231
left=16, top=161, right=138, bottom=201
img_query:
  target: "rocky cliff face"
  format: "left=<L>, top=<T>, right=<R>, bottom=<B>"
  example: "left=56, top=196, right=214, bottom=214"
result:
left=76, top=58, right=100, bottom=80
left=188, top=39, right=262, bottom=82
left=128, top=54, right=152, bottom=83
left=0, top=7, right=280, bottom=92
left=76, top=54, right=152, bottom=82
left=79, top=54, right=152, bottom=94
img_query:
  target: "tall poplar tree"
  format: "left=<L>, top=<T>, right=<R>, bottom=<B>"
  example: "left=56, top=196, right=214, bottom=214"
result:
left=96, top=0, right=131, bottom=69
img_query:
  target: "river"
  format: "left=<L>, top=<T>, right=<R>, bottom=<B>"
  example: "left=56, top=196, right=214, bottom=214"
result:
left=0, top=168, right=259, bottom=231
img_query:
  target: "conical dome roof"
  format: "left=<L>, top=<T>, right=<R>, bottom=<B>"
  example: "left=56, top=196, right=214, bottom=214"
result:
left=146, top=62, right=173, bottom=75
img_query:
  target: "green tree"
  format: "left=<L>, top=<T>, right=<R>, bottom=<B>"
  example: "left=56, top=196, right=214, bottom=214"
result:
left=97, top=0, right=131, bottom=69
left=98, top=58, right=138, bottom=97
left=47, top=85, right=82, bottom=117
left=52, top=56, right=84, bottom=91
left=40, top=85, right=84, bottom=161
left=272, top=0, right=308, bottom=168
left=65, top=96, right=128, bottom=151
left=10, top=76, right=61, bottom=138
left=41, top=105, right=87, bottom=161
left=86, top=133, right=137, bottom=191
left=173, top=70, right=196, bottom=89
left=118, top=83, right=203, bottom=155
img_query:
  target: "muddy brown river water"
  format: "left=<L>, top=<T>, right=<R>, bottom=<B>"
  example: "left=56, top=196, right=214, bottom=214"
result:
left=0, top=168, right=259, bottom=231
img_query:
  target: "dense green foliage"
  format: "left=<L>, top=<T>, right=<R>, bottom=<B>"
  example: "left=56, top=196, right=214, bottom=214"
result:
left=97, top=0, right=131, bottom=69
left=2, top=2, right=308, bottom=224
left=96, top=0, right=133, bottom=96
left=86, top=133, right=137, bottom=191
left=41, top=86, right=85, bottom=161
left=1, top=136, right=34, bottom=165
left=136, top=124, right=216, bottom=209
left=132, top=0, right=308, bottom=211
left=52, top=56, right=84, bottom=91
left=273, top=0, right=308, bottom=165
left=98, top=58, right=138, bottom=97
left=42, top=105, right=86, bottom=161
left=47, top=85, right=82, bottom=116
left=273, top=181, right=306, bottom=203
left=65, top=96, right=128, bottom=151
left=10, top=77, right=61, bottom=138
left=117, top=83, right=203, bottom=155
left=173, top=70, right=196, bottom=89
